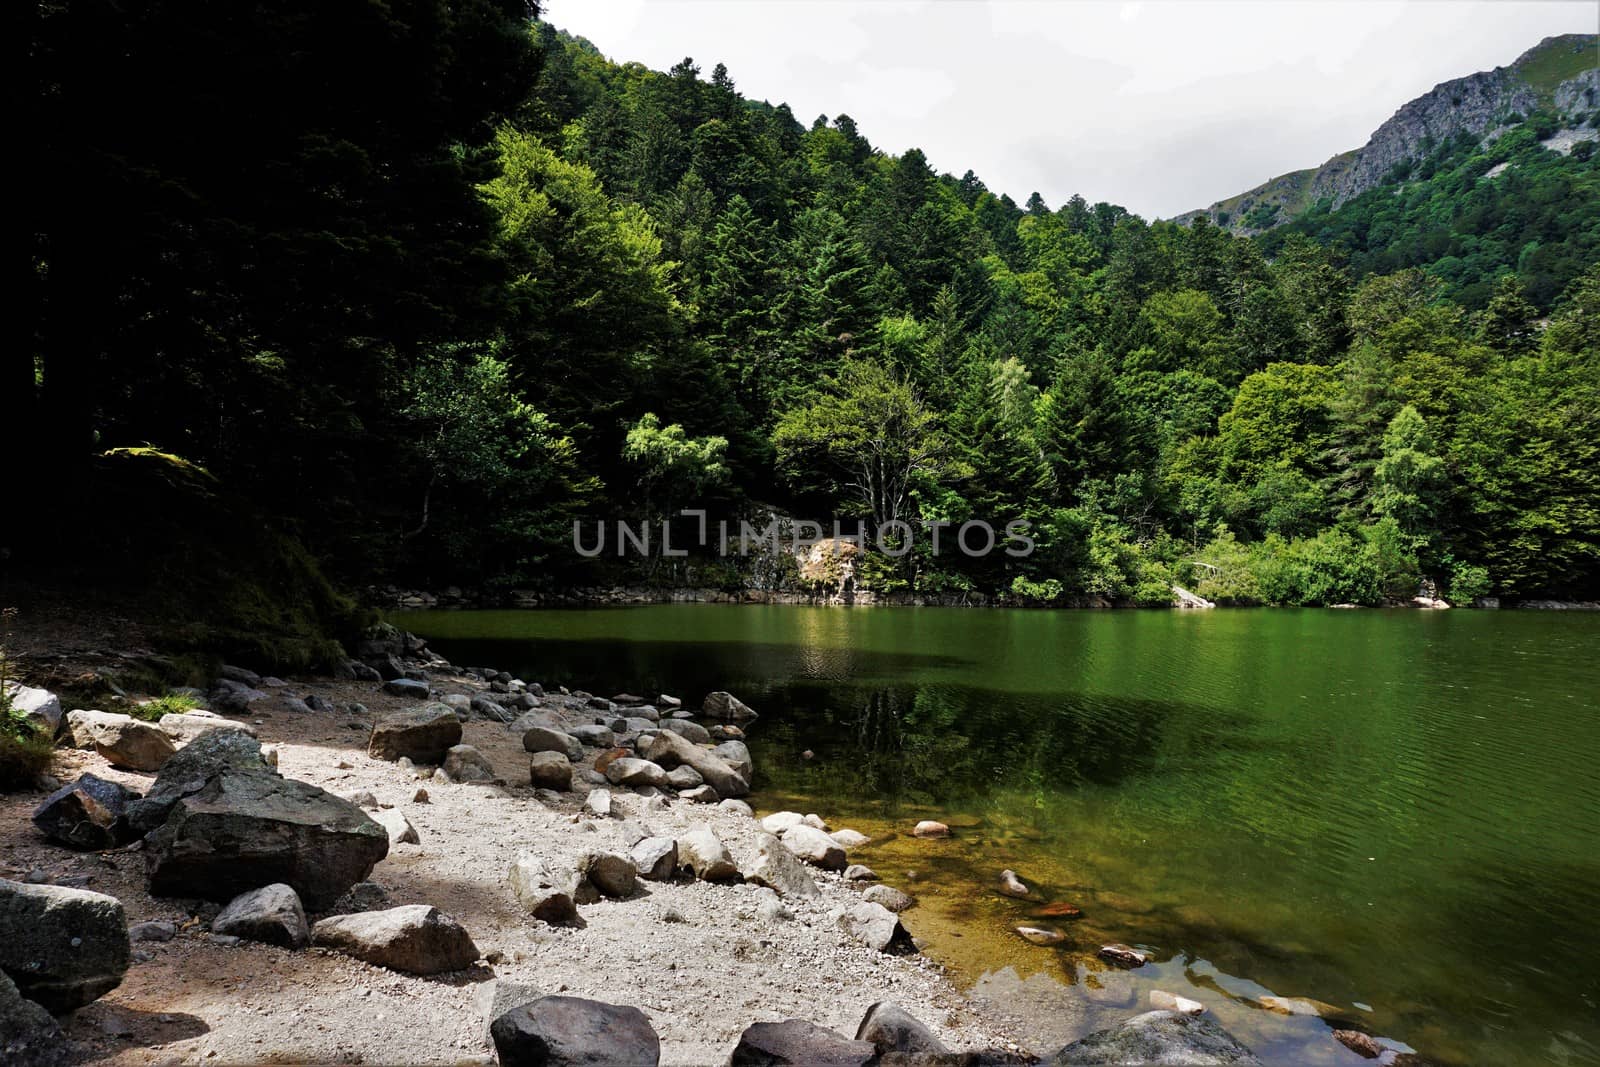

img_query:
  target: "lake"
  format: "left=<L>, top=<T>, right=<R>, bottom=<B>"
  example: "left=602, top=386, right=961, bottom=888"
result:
left=393, top=604, right=1600, bottom=1066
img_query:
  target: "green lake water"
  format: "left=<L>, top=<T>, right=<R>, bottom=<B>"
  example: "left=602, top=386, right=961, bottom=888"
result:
left=393, top=604, right=1600, bottom=1066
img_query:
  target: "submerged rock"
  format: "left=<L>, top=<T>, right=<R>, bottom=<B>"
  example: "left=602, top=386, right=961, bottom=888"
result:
left=1150, top=990, right=1206, bottom=1016
left=1049, top=1009, right=1260, bottom=1065
left=1014, top=924, right=1067, bottom=946
left=1097, top=943, right=1149, bottom=968
left=998, top=869, right=1031, bottom=898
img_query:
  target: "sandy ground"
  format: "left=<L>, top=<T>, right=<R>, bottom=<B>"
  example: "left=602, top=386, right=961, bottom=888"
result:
left=3, top=673, right=1037, bottom=1066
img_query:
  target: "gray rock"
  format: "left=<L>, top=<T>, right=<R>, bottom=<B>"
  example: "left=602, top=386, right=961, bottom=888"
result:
left=217, top=665, right=261, bottom=687
left=659, top=718, right=711, bottom=745
left=1, top=684, right=63, bottom=738
left=442, top=744, right=496, bottom=783
left=0, top=880, right=129, bottom=1012
left=125, top=730, right=276, bottom=835
left=760, top=811, right=805, bottom=835
left=641, top=730, right=749, bottom=798
left=158, top=711, right=255, bottom=744
left=1097, top=944, right=1150, bottom=969
left=679, top=784, right=719, bottom=804
left=328, top=881, right=391, bottom=916
left=312, top=905, right=479, bottom=975
left=631, top=837, right=677, bottom=881
left=712, top=740, right=753, bottom=781
left=583, top=789, right=613, bottom=819
left=368, top=703, right=461, bottom=762
left=677, top=828, right=739, bottom=882
left=657, top=694, right=682, bottom=710
left=862, top=885, right=915, bottom=913
left=471, top=693, right=512, bottom=722
left=473, top=978, right=542, bottom=1045
left=664, top=764, right=704, bottom=790
left=529, top=751, right=574, bottom=791
left=210, top=679, right=271, bottom=714
left=746, top=833, right=820, bottom=899
left=604, top=758, right=670, bottom=789
left=128, top=920, right=177, bottom=942
left=143, top=771, right=389, bottom=909
left=568, top=724, right=616, bottom=747
left=212, top=883, right=309, bottom=948
left=855, top=1002, right=950, bottom=1057
left=780, top=825, right=847, bottom=870
left=441, top=694, right=472, bottom=713
left=1049, top=1010, right=1261, bottom=1065
left=491, top=995, right=660, bottom=1067
left=65, top=710, right=176, bottom=770
left=32, top=774, right=138, bottom=850
left=730, top=1019, right=873, bottom=1066
left=701, top=691, right=759, bottom=723
left=579, top=853, right=637, bottom=899
left=509, top=854, right=579, bottom=923
left=844, top=865, right=879, bottom=882
left=839, top=901, right=916, bottom=954
left=719, top=799, right=755, bottom=818
left=372, top=809, right=421, bottom=846
left=831, top=828, right=869, bottom=851
left=383, top=678, right=431, bottom=699
left=523, top=726, right=583, bottom=762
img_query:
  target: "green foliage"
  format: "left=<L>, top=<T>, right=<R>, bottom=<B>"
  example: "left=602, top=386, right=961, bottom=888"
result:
left=135, top=692, right=203, bottom=722
left=1, top=609, right=55, bottom=790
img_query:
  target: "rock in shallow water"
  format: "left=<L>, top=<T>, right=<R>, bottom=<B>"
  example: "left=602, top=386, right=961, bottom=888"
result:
left=838, top=901, right=916, bottom=954
left=1097, top=943, right=1149, bottom=968
left=491, top=995, right=660, bottom=1067
left=0, top=879, right=129, bottom=1013
left=1049, top=1009, right=1260, bottom=1065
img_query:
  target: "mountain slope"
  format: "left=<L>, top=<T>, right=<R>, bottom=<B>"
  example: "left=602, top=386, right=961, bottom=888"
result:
left=1176, top=34, right=1599, bottom=235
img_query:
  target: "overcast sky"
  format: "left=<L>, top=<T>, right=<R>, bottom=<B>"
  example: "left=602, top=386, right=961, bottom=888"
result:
left=542, top=1, right=1597, bottom=218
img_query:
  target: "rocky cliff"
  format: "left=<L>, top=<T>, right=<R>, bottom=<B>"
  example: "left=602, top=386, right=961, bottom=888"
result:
left=1175, top=34, right=1598, bottom=234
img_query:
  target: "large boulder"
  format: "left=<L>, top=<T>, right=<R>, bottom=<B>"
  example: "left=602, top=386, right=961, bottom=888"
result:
left=158, top=711, right=255, bottom=744
left=523, top=726, right=582, bottom=762
left=712, top=739, right=752, bottom=781
left=312, top=905, right=478, bottom=975
left=509, top=854, right=580, bottom=923
left=143, top=771, right=389, bottom=909
left=701, top=691, right=758, bottom=723
left=641, top=730, right=749, bottom=798
left=66, top=710, right=176, bottom=770
left=0, top=880, right=129, bottom=1012
left=631, top=837, right=677, bottom=882
left=32, top=774, right=139, bottom=850
left=441, top=744, right=496, bottom=783
left=211, top=883, right=310, bottom=948
left=779, top=825, right=847, bottom=870
left=745, top=833, right=820, bottom=899
left=730, top=1019, right=874, bottom=1066
left=3, top=684, right=63, bottom=738
left=677, top=828, right=739, bottom=882
left=491, top=995, right=660, bottom=1067
left=1050, top=1010, right=1261, bottom=1065
left=855, top=1002, right=950, bottom=1057
left=658, top=718, right=710, bottom=745
left=367, top=703, right=462, bottom=763
left=528, top=751, right=574, bottom=791
left=604, top=758, right=670, bottom=789
left=838, top=901, right=915, bottom=954
left=126, top=730, right=277, bottom=835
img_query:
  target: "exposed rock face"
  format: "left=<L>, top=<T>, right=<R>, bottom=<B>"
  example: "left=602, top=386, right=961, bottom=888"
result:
left=1176, top=33, right=1600, bottom=231
left=730, top=1019, right=875, bottom=1066
left=32, top=774, right=139, bottom=850
left=1050, top=1010, right=1261, bottom=1065
left=0, top=880, right=130, bottom=1013
left=312, top=905, right=479, bottom=975
left=211, top=883, right=310, bottom=948
left=855, top=1002, right=950, bottom=1057
left=143, top=771, right=389, bottom=909
left=490, top=995, right=661, bottom=1067
left=367, top=704, right=462, bottom=762
left=838, top=901, right=916, bottom=954
left=126, top=730, right=278, bottom=835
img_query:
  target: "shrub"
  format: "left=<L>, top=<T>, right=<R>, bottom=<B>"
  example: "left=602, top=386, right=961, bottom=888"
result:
left=133, top=692, right=203, bottom=722
left=1448, top=562, right=1493, bottom=604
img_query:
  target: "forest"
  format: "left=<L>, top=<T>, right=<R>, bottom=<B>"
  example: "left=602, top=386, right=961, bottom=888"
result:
left=21, top=3, right=1600, bottom=658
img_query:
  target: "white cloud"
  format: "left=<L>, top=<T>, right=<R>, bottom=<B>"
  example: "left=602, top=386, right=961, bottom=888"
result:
left=547, top=0, right=1597, bottom=218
